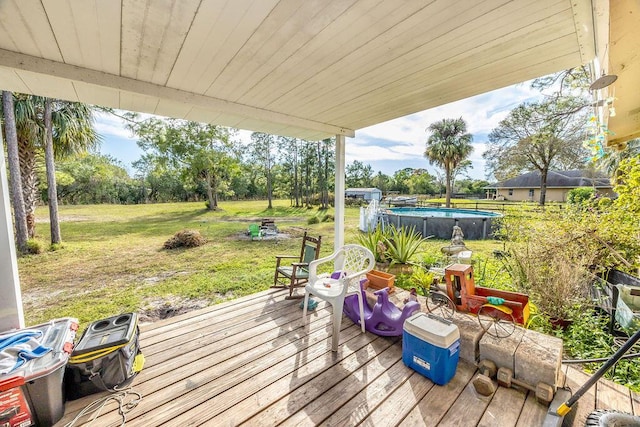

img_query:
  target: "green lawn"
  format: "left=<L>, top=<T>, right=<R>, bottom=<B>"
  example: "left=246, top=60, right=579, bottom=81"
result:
left=19, top=200, right=505, bottom=328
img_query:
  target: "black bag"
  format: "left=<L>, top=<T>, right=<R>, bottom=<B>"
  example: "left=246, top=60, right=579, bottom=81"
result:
left=65, top=313, right=144, bottom=400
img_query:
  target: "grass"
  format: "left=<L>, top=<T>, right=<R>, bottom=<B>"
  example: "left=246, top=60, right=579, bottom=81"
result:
left=20, top=199, right=506, bottom=328
left=20, top=200, right=352, bottom=327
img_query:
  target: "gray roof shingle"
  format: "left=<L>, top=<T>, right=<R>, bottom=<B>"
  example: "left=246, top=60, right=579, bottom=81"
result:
left=486, top=170, right=612, bottom=189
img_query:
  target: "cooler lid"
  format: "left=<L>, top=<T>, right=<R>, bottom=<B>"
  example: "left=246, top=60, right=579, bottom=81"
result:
left=0, top=318, right=78, bottom=382
left=404, top=312, right=460, bottom=348
left=72, top=312, right=138, bottom=356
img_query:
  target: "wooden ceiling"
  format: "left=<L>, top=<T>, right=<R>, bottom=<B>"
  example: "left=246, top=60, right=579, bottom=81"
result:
left=0, top=0, right=599, bottom=141
left=607, top=0, right=640, bottom=147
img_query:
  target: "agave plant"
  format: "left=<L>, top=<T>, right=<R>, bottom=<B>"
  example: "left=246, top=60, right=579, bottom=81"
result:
left=384, top=225, right=428, bottom=266
left=355, top=224, right=389, bottom=263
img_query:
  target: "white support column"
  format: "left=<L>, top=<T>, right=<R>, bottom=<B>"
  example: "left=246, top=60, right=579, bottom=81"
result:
left=334, top=134, right=346, bottom=253
left=0, top=137, right=24, bottom=331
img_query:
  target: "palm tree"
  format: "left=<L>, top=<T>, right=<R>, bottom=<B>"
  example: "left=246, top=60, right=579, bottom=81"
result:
left=425, top=118, right=473, bottom=208
left=43, top=98, right=60, bottom=244
left=11, top=94, right=99, bottom=239
left=1, top=91, right=28, bottom=252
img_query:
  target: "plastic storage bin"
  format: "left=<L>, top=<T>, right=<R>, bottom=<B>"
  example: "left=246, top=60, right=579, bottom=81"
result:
left=0, top=318, right=78, bottom=427
left=402, top=312, right=460, bottom=385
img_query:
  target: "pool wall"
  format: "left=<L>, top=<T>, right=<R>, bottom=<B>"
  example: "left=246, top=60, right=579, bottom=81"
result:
left=385, top=209, right=500, bottom=240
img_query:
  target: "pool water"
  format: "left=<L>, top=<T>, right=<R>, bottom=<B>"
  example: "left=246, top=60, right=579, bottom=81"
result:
left=388, top=207, right=501, bottom=218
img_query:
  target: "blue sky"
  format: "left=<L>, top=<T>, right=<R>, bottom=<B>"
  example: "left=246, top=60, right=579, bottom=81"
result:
left=97, top=80, right=542, bottom=181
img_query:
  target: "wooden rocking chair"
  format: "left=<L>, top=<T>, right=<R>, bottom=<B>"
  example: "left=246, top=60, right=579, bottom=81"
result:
left=273, top=232, right=321, bottom=299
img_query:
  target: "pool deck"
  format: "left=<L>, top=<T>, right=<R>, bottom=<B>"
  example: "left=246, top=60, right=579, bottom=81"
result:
left=54, top=288, right=639, bottom=426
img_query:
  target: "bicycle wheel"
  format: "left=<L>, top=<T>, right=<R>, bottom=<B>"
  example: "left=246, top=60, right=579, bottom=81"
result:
left=427, top=293, right=456, bottom=320
left=478, top=305, right=515, bottom=338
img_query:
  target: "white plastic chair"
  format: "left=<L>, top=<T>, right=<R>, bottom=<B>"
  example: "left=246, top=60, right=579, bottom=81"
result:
left=302, top=244, right=375, bottom=351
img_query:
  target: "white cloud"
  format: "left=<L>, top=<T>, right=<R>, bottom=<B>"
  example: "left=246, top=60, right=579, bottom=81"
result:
left=348, top=80, right=543, bottom=179
left=94, top=111, right=137, bottom=140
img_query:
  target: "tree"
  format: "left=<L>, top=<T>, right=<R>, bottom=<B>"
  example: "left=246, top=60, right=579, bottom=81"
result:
left=1, top=91, right=28, bottom=252
left=424, top=117, right=473, bottom=207
left=372, top=171, right=391, bottom=194
left=250, top=132, right=277, bottom=209
left=346, top=160, right=373, bottom=188
left=43, top=98, right=60, bottom=244
left=484, top=97, right=588, bottom=205
left=56, top=154, right=136, bottom=204
left=131, top=118, right=239, bottom=210
left=6, top=94, right=99, bottom=237
left=278, top=136, right=301, bottom=206
left=317, top=138, right=334, bottom=209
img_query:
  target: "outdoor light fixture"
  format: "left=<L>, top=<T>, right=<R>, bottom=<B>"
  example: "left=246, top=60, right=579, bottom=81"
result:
left=589, top=73, right=618, bottom=91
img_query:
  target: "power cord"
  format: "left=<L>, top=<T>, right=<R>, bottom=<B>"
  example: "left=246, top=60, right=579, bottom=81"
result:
left=64, top=389, right=142, bottom=427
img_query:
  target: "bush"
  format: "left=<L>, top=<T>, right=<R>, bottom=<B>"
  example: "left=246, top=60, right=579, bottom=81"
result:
left=385, top=225, right=428, bottom=266
left=498, top=209, right=596, bottom=322
left=163, top=230, right=207, bottom=249
left=321, top=214, right=334, bottom=222
left=49, top=243, right=63, bottom=252
left=307, top=216, right=320, bottom=225
left=356, top=225, right=389, bottom=263
left=26, top=239, right=44, bottom=255
left=567, top=187, right=595, bottom=206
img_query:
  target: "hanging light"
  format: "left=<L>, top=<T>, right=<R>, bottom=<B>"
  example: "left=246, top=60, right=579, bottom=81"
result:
left=609, top=106, right=616, bottom=117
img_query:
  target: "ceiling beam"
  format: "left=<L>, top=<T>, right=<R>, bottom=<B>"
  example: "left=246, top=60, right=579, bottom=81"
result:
left=0, top=48, right=355, bottom=138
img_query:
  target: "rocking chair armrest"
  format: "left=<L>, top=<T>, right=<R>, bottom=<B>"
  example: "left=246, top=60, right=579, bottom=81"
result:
left=291, top=262, right=309, bottom=268
left=275, top=255, right=299, bottom=268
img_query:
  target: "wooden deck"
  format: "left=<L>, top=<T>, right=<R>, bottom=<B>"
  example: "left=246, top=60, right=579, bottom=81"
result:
left=55, top=288, right=640, bottom=427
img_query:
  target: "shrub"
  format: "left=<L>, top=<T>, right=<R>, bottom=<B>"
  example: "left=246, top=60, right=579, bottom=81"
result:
left=498, top=210, right=596, bottom=322
left=355, top=225, right=389, bottom=263
left=567, top=187, right=595, bottom=205
left=384, top=225, right=428, bottom=266
left=163, top=230, right=207, bottom=249
left=26, top=239, right=44, bottom=255
left=49, top=243, right=63, bottom=252
left=321, top=214, right=334, bottom=222
left=307, top=216, right=320, bottom=225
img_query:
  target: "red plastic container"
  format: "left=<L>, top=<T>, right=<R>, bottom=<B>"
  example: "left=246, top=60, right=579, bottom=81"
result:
left=0, top=318, right=78, bottom=427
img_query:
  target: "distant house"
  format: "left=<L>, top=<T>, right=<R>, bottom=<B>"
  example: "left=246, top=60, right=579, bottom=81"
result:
left=345, top=187, right=382, bottom=202
left=485, top=170, right=614, bottom=202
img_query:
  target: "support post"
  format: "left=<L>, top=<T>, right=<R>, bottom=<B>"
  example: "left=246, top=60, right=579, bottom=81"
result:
left=334, top=134, right=346, bottom=253
left=0, top=133, right=24, bottom=331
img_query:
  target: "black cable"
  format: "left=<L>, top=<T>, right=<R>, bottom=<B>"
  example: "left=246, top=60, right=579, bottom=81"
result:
left=562, top=352, right=640, bottom=364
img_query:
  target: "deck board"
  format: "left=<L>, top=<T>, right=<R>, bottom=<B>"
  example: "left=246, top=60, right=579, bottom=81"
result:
left=54, top=288, right=637, bottom=427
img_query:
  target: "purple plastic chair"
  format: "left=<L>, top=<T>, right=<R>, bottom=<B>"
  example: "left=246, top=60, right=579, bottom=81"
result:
left=343, top=280, right=420, bottom=336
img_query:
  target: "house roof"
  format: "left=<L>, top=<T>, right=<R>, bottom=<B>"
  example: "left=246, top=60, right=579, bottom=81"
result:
left=0, top=0, right=600, bottom=141
left=487, top=170, right=613, bottom=189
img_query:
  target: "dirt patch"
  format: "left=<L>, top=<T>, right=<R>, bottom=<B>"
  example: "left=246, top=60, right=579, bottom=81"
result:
left=139, top=296, right=211, bottom=323
left=35, top=215, right=92, bottom=223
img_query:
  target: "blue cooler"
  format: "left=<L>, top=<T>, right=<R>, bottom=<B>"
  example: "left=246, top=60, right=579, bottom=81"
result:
left=402, top=312, right=460, bottom=385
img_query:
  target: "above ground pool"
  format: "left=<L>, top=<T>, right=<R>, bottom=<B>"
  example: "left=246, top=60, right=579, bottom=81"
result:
left=384, top=207, right=502, bottom=239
